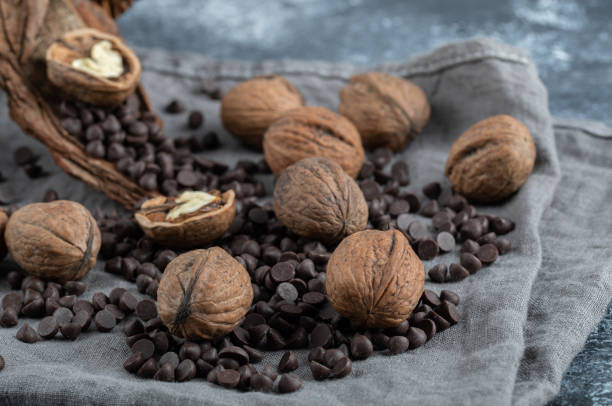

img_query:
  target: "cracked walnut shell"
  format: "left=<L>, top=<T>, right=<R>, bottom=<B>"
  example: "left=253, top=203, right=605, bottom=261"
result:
left=326, top=229, right=425, bottom=328
left=445, top=115, right=536, bottom=203
left=221, top=75, right=305, bottom=150
left=338, top=72, right=430, bottom=151
left=274, top=157, right=368, bottom=244
left=263, top=106, right=365, bottom=178
left=46, top=28, right=141, bottom=105
left=157, top=248, right=254, bottom=340
left=5, top=201, right=101, bottom=283
left=134, top=189, right=236, bottom=249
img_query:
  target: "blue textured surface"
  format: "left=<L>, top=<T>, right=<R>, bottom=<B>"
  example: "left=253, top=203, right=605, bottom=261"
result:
left=116, top=1, right=612, bottom=404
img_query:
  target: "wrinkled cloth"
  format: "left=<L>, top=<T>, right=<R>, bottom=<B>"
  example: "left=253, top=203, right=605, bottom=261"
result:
left=0, top=38, right=610, bottom=406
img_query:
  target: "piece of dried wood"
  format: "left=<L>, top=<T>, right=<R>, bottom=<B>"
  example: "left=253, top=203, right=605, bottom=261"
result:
left=0, top=0, right=159, bottom=209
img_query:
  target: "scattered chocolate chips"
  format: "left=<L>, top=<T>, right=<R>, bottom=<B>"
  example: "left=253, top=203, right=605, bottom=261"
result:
left=16, top=323, right=39, bottom=343
left=38, top=316, right=59, bottom=339
left=278, top=373, right=302, bottom=393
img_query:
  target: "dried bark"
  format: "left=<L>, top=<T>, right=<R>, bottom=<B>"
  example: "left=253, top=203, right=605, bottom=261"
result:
left=0, top=0, right=159, bottom=208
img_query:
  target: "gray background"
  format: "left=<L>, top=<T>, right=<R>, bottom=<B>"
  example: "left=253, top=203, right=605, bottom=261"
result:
left=114, top=1, right=610, bottom=405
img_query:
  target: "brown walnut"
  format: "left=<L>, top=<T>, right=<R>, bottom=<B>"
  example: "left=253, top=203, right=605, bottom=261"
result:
left=46, top=28, right=141, bottom=105
left=274, top=157, right=368, bottom=244
left=221, top=75, right=305, bottom=150
left=263, top=106, right=365, bottom=178
left=0, top=209, right=7, bottom=260
left=5, top=201, right=101, bottom=283
left=445, top=115, right=536, bottom=203
left=338, top=72, right=430, bottom=151
left=326, top=229, right=425, bottom=328
left=134, top=189, right=236, bottom=249
left=157, top=248, right=254, bottom=340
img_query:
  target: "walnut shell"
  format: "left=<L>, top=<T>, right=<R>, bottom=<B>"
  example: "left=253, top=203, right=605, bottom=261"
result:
left=134, top=190, right=236, bottom=249
left=46, top=28, right=141, bottom=105
left=326, top=229, right=425, bottom=328
left=5, top=201, right=101, bottom=283
left=221, top=75, right=305, bottom=150
left=338, top=72, right=430, bottom=151
left=445, top=115, right=536, bottom=203
left=0, top=209, right=7, bottom=260
left=157, top=247, right=254, bottom=340
left=263, top=106, right=365, bottom=178
left=274, top=157, right=368, bottom=244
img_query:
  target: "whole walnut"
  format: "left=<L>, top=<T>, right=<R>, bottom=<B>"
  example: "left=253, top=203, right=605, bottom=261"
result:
left=263, top=106, right=365, bottom=178
left=326, top=229, right=425, bottom=328
left=274, top=157, right=368, bottom=244
left=0, top=209, right=7, bottom=259
left=338, top=72, right=430, bottom=151
left=221, top=75, right=305, bottom=149
left=445, top=115, right=536, bottom=203
left=5, top=201, right=101, bottom=283
left=157, top=248, right=253, bottom=340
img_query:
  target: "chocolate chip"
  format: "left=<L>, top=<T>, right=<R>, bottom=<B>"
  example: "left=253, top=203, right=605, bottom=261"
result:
left=250, top=373, right=274, bottom=392
left=440, top=290, right=460, bottom=306
left=187, top=111, right=204, bottom=129
left=218, top=345, right=249, bottom=365
left=16, top=323, right=38, bottom=343
left=491, top=216, right=514, bottom=234
left=449, top=263, right=470, bottom=281
left=309, top=360, right=331, bottom=381
left=124, top=352, right=146, bottom=373
left=217, top=369, right=240, bottom=388
left=180, top=341, right=203, bottom=361
left=324, top=349, right=345, bottom=368
left=278, top=373, right=302, bottom=393
left=436, top=231, right=456, bottom=252
left=407, top=327, right=427, bottom=349
left=331, top=356, right=352, bottom=378
left=270, top=262, right=295, bottom=283
left=159, top=352, right=180, bottom=369
left=494, top=238, right=511, bottom=255
left=428, top=264, right=447, bottom=283
left=91, top=292, right=108, bottom=312
left=119, top=292, right=138, bottom=313
left=477, top=243, right=499, bottom=265
left=14, top=146, right=36, bottom=166
left=109, top=288, right=127, bottom=305
left=460, top=252, right=482, bottom=273
left=176, top=170, right=198, bottom=187
left=422, top=182, right=441, bottom=199
left=37, top=316, right=59, bottom=339
left=418, top=239, right=439, bottom=260
left=408, top=221, right=429, bottom=241
left=176, top=359, right=197, bottom=382
left=391, top=161, right=410, bottom=186
left=165, top=99, right=185, bottom=114
left=428, top=310, right=451, bottom=331
left=53, top=307, right=74, bottom=327
left=276, top=282, right=298, bottom=302
left=135, top=299, right=157, bottom=321
left=389, top=200, right=410, bottom=216
left=388, top=336, right=409, bottom=354
left=132, top=338, right=155, bottom=359
left=461, top=239, right=480, bottom=254
left=154, top=362, right=175, bottom=382
left=105, top=304, right=125, bottom=321
left=438, top=302, right=461, bottom=325
left=72, top=310, right=92, bottom=332
left=60, top=322, right=81, bottom=341
left=416, top=319, right=437, bottom=341
left=311, top=324, right=333, bottom=348
left=278, top=351, right=299, bottom=373
left=94, top=310, right=116, bottom=332
left=462, top=218, right=483, bottom=241
left=420, top=200, right=440, bottom=217
left=137, top=358, right=158, bottom=378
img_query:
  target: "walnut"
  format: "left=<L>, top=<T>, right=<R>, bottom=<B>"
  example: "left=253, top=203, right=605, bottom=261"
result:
left=4, top=201, right=101, bottom=283
left=46, top=28, right=141, bottom=105
left=0, top=209, right=7, bottom=260
left=326, top=229, right=425, bottom=328
left=274, top=157, right=368, bottom=244
left=134, top=189, right=236, bottom=249
left=445, top=115, right=536, bottom=203
left=157, top=248, right=253, bottom=340
left=338, top=72, right=430, bottom=151
left=263, top=106, right=365, bottom=178
left=221, top=75, right=305, bottom=150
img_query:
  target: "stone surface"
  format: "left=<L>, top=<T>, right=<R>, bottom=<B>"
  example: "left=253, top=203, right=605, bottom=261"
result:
left=116, top=2, right=611, bottom=404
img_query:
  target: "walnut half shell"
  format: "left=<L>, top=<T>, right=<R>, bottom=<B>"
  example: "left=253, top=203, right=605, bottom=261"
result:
left=134, top=189, right=236, bottom=249
left=46, top=28, right=141, bottom=105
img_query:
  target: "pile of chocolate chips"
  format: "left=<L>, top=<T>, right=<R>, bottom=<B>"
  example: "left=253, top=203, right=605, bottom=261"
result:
left=0, top=272, right=156, bottom=343
left=356, top=147, right=515, bottom=283
left=88, top=146, right=463, bottom=393
left=56, top=94, right=256, bottom=198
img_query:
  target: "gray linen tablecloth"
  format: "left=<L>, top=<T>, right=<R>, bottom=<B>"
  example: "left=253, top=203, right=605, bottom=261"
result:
left=0, top=38, right=610, bottom=406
